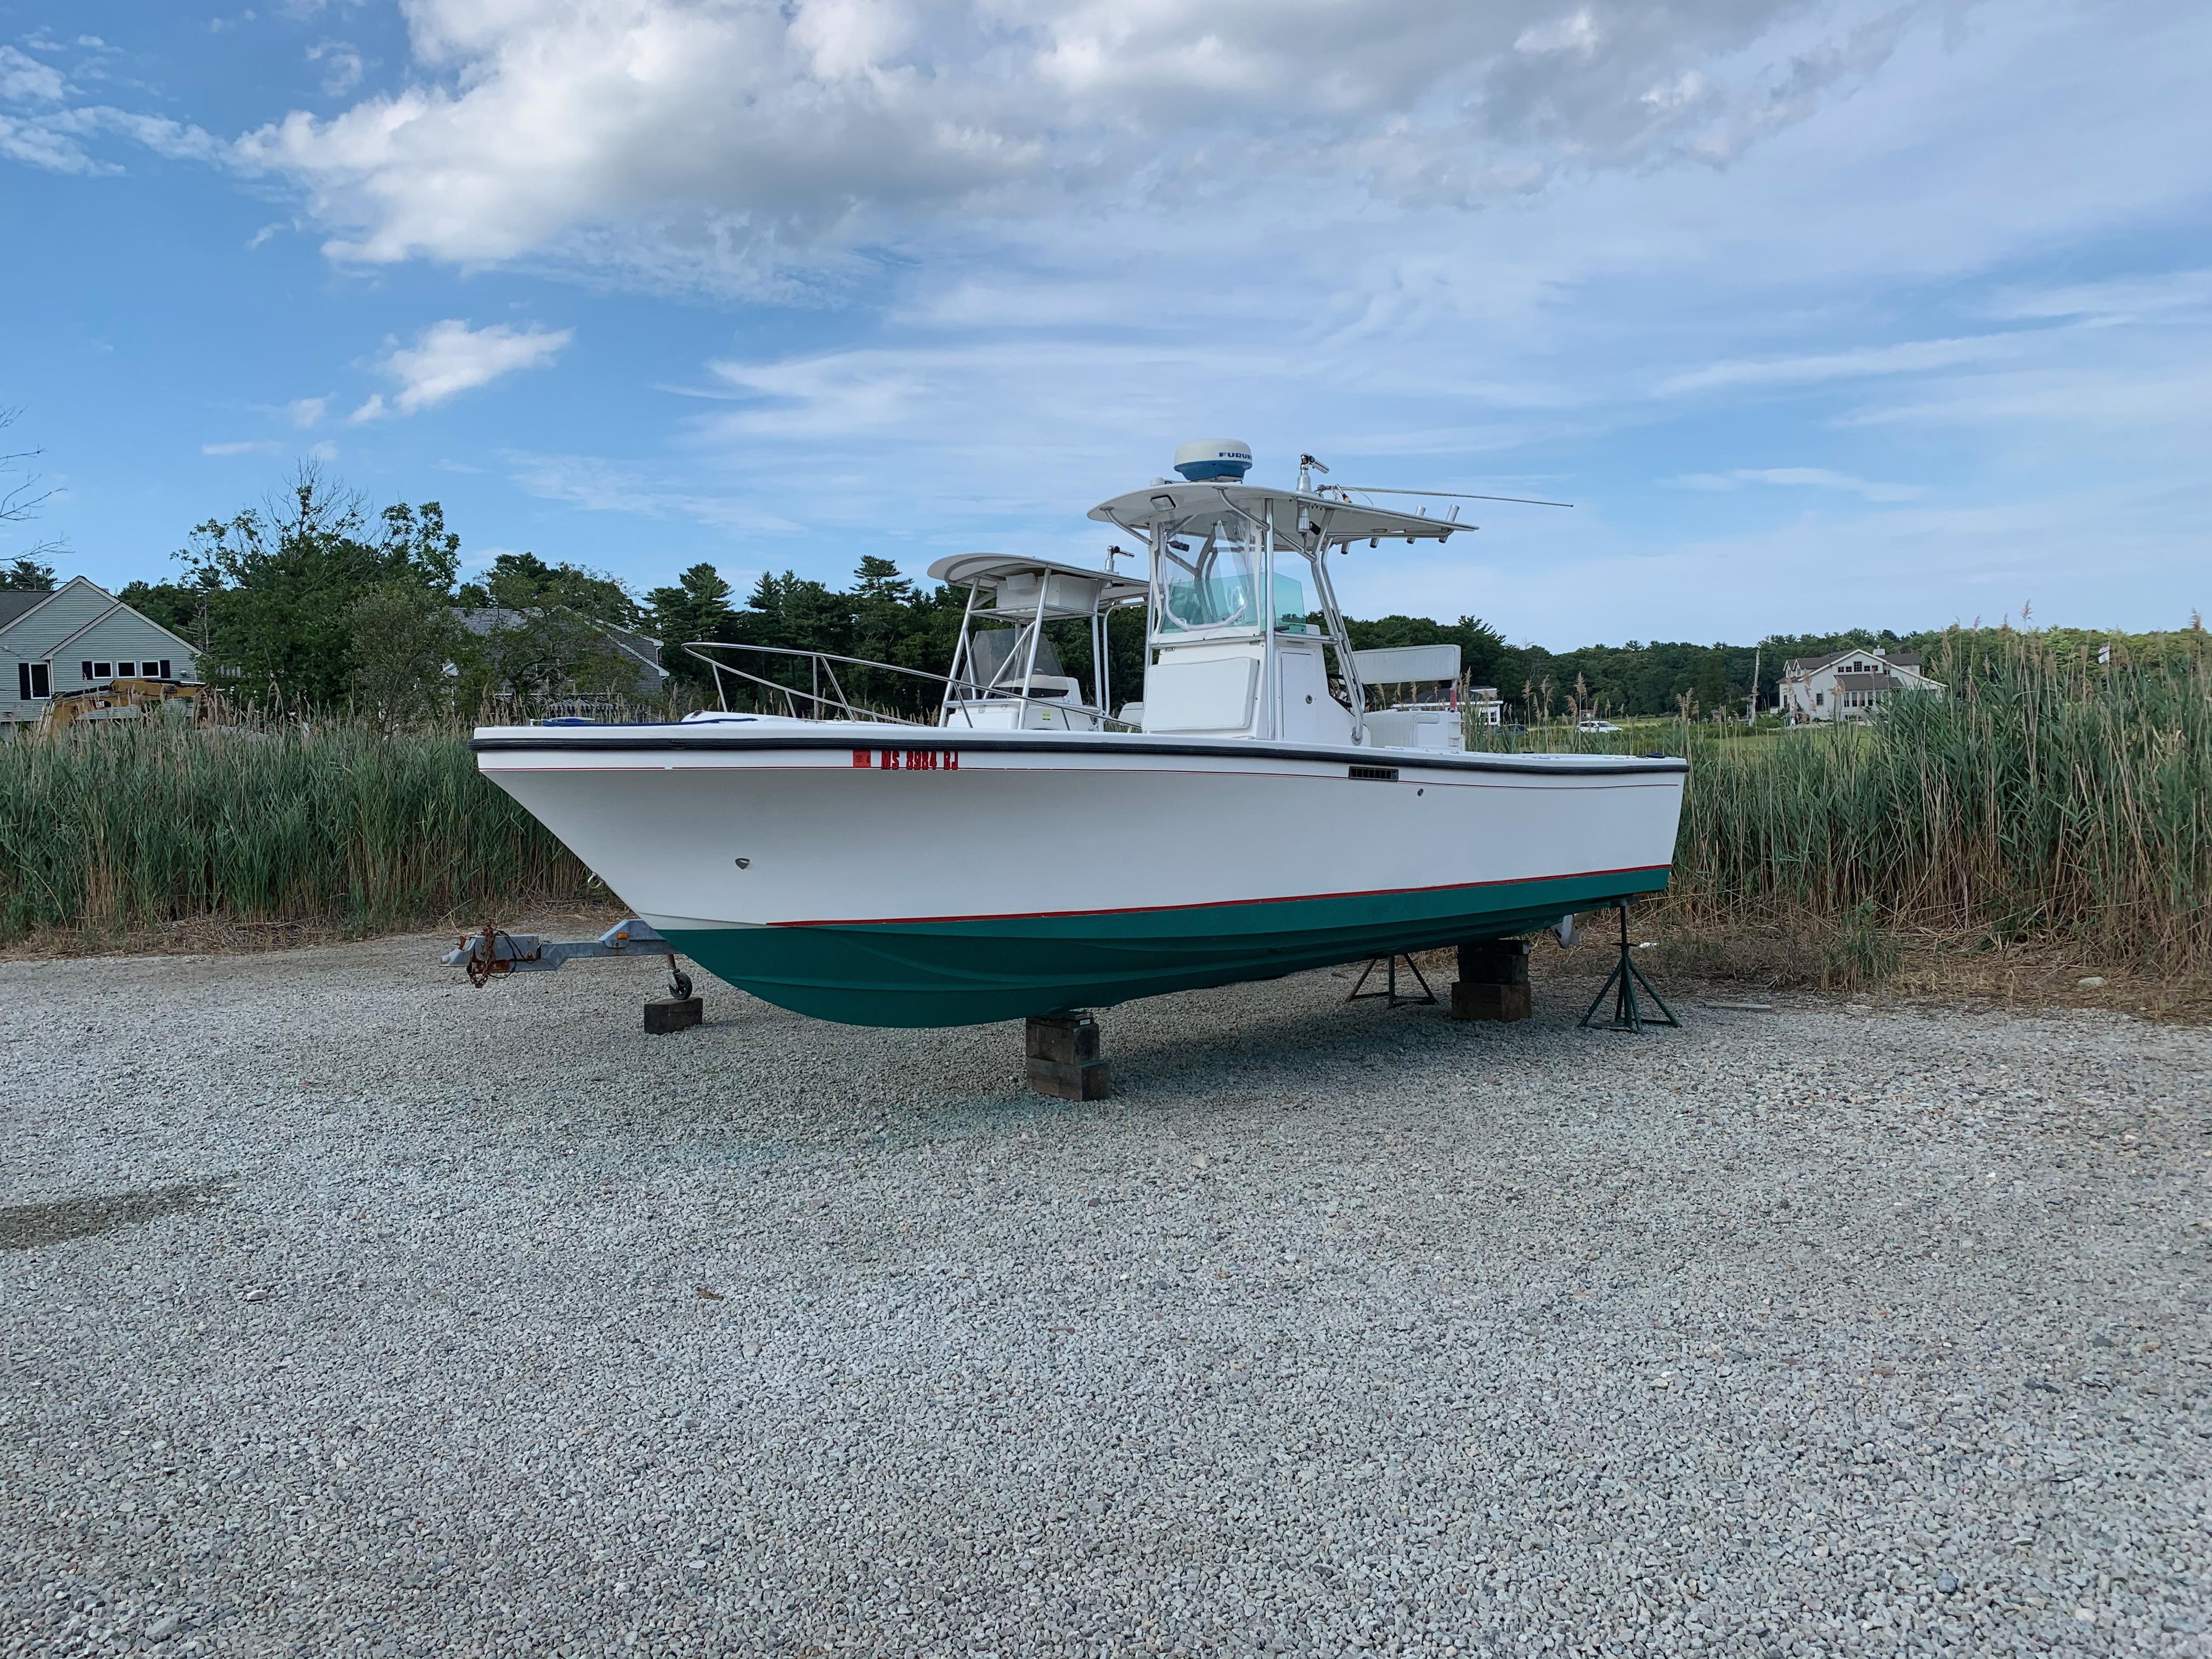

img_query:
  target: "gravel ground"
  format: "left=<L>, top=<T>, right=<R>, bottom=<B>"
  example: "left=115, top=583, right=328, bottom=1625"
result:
left=2, top=938, right=2209, bottom=1659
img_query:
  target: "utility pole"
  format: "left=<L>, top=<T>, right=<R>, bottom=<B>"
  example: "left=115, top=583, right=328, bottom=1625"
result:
left=1746, top=644, right=1762, bottom=726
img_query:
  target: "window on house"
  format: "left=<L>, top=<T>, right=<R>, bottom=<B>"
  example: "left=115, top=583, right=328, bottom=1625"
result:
left=158, top=659, right=172, bottom=678
left=93, top=661, right=112, bottom=678
left=18, top=662, right=50, bottom=699
left=117, top=661, right=136, bottom=678
left=1814, top=691, right=1824, bottom=707
left=81, top=660, right=93, bottom=680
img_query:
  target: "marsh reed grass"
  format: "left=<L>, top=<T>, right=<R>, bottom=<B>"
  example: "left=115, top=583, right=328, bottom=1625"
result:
left=0, top=717, right=586, bottom=944
left=1479, top=630, right=2211, bottom=979
left=3, top=629, right=2206, bottom=986
left=1674, top=636, right=2211, bottom=973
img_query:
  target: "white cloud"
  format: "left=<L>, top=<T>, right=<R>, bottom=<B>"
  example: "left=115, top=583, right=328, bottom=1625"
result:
left=306, top=41, right=365, bottom=97
left=504, top=452, right=802, bottom=534
left=220, top=0, right=1920, bottom=279
left=0, top=113, right=106, bottom=173
left=1835, top=361, right=2212, bottom=433
left=202, top=439, right=282, bottom=456
left=287, top=395, right=328, bottom=427
left=1657, top=334, right=2027, bottom=396
left=350, top=319, right=573, bottom=420
left=0, top=95, right=226, bottom=174
left=0, top=43, right=69, bottom=103
left=1669, top=466, right=1924, bottom=501
left=1517, top=10, right=1604, bottom=57
left=308, top=439, right=340, bottom=461
left=1984, top=269, right=2212, bottom=326
left=85, top=110, right=228, bottom=163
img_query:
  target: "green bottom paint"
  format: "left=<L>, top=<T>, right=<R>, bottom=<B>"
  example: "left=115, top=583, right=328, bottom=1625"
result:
left=664, top=867, right=1666, bottom=1026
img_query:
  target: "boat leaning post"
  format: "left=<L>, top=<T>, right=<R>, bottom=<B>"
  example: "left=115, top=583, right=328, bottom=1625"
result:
left=443, top=917, right=705, bottom=1034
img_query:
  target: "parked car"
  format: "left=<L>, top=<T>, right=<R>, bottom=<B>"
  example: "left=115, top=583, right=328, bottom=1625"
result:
left=1577, top=718, right=1622, bottom=733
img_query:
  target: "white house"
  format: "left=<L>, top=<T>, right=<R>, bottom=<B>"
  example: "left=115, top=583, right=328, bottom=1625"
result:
left=1778, top=645, right=1943, bottom=724
left=1, top=578, right=200, bottom=725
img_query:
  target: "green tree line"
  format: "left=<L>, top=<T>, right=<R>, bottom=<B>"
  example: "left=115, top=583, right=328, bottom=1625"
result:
left=71, top=465, right=2207, bottom=725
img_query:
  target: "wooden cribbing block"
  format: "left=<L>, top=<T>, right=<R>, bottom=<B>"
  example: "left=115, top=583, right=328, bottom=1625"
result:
left=1451, top=939, right=1533, bottom=1023
left=644, top=996, right=704, bottom=1034
left=1025, top=1013, right=1110, bottom=1100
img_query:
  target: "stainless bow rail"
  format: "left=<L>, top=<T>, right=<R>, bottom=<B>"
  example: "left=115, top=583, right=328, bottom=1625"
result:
left=682, top=641, right=1136, bottom=729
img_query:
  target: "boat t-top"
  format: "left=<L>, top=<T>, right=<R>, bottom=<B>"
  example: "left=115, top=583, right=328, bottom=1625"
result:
left=473, top=441, right=1686, bottom=1026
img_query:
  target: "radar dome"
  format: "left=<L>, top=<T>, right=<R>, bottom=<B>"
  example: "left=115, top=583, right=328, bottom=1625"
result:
left=1172, top=438, right=1253, bottom=483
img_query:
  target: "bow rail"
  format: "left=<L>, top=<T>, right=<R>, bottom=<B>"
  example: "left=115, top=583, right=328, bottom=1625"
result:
left=683, top=641, right=1137, bottom=730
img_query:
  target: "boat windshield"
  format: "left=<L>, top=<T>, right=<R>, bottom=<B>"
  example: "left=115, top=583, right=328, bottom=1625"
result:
left=1155, top=511, right=1309, bottom=634
left=968, top=626, right=1065, bottom=689
left=1268, top=563, right=1313, bottom=631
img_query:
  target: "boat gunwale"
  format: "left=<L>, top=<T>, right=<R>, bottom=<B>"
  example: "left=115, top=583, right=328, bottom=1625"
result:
left=469, top=727, right=1688, bottom=777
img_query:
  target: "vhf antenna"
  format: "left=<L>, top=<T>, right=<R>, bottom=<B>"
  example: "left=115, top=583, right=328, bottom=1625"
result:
left=1335, top=484, right=1574, bottom=509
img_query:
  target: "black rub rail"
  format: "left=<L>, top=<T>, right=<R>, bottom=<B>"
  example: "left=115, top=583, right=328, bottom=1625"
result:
left=470, top=729, right=1689, bottom=778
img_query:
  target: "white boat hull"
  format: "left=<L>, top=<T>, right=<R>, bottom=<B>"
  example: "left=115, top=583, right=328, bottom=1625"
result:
left=475, top=719, right=1686, bottom=1026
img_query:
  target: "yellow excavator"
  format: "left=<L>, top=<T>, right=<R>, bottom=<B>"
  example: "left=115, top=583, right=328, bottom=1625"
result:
left=34, top=676, right=205, bottom=735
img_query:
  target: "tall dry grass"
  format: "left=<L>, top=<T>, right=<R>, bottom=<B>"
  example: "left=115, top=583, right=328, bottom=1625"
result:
left=1670, top=635, right=2212, bottom=973
left=1474, top=631, right=2212, bottom=978
left=0, top=718, right=586, bottom=943
left=4, top=630, right=2207, bottom=985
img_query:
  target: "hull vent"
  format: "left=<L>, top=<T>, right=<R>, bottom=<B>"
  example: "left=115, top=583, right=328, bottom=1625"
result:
left=1348, top=764, right=1400, bottom=782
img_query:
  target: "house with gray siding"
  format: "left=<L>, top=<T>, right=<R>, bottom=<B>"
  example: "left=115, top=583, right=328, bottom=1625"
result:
left=1, top=578, right=200, bottom=724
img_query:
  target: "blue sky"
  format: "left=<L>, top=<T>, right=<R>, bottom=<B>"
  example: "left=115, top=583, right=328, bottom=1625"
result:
left=2, top=0, right=2206, bottom=647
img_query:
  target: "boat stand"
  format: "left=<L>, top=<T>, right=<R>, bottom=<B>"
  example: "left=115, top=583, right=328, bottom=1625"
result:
left=444, top=917, right=703, bottom=1034
left=1579, top=901, right=1680, bottom=1034
left=1450, top=939, right=1532, bottom=1022
left=1346, top=953, right=1437, bottom=1008
left=1026, top=1013, right=1110, bottom=1101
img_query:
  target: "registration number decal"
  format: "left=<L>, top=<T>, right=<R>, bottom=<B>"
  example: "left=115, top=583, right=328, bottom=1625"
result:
left=853, top=748, right=959, bottom=770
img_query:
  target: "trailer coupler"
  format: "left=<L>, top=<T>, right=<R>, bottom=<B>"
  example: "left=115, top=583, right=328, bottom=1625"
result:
left=444, top=918, right=702, bottom=1031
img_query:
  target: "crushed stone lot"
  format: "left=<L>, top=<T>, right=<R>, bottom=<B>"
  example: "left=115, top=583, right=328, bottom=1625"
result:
left=2, top=939, right=2209, bottom=1659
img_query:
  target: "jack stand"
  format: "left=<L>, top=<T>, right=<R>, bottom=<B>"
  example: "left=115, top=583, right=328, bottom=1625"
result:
left=1347, top=953, right=1437, bottom=1007
left=1579, top=901, right=1680, bottom=1033
left=1026, top=1012, right=1110, bottom=1101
